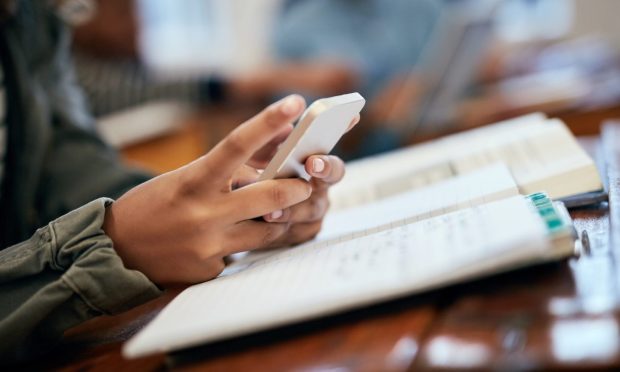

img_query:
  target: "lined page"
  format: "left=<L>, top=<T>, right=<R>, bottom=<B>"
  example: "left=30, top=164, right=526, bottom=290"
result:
left=223, top=163, right=517, bottom=277
left=317, top=163, right=518, bottom=241
left=330, top=115, right=601, bottom=210
left=329, top=113, right=546, bottom=209
left=124, top=196, right=550, bottom=358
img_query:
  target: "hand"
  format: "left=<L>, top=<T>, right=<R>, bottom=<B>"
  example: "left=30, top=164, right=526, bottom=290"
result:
left=104, top=95, right=312, bottom=285
left=233, top=116, right=360, bottom=247
left=263, top=153, right=350, bottom=247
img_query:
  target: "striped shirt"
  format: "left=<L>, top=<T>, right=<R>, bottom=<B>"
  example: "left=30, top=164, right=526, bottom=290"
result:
left=73, top=53, right=203, bottom=118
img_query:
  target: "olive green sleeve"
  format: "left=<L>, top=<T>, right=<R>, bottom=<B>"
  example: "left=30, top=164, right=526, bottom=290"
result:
left=0, top=198, right=162, bottom=362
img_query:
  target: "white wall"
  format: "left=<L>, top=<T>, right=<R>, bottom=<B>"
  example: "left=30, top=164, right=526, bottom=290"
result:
left=569, top=0, right=620, bottom=51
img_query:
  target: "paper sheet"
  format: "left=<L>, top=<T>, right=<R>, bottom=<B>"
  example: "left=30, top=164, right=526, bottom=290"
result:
left=330, top=115, right=601, bottom=210
left=318, top=163, right=518, bottom=242
left=124, top=196, right=549, bottom=358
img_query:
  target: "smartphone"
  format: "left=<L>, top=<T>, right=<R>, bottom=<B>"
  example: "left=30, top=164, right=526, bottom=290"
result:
left=258, top=92, right=366, bottom=181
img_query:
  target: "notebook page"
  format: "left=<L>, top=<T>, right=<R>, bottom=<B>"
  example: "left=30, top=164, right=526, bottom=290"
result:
left=340, top=112, right=547, bottom=184
left=449, top=119, right=598, bottom=194
left=317, top=163, right=518, bottom=241
left=329, top=115, right=546, bottom=210
left=330, top=117, right=600, bottom=210
left=222, top=163, right=518, bottom=277
left=331, top=113, right=546, bottom=205
left=124, top=196, right=550, bottom=358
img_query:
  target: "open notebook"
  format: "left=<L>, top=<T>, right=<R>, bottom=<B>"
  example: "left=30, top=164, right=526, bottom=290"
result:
left=123, top=164, right=577, bottom=358
left=329, top=113, right=603, bottom=211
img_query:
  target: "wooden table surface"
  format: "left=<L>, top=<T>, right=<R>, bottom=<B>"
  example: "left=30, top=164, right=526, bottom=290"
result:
left=30, top=107, right=620, bottom=371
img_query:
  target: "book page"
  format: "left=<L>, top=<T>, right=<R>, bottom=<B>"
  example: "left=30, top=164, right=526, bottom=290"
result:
left=124, top=196, right=552, bottom=358
left=223, top=163, right=518, bottom=277
left=317, top=163, right=518, bottom=241
left=329, top=113, right=545, bottom=209
left=329, top=115, right=601, bottom=210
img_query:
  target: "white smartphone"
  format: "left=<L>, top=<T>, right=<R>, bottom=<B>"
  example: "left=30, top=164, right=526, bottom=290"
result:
left=258, top=92, right=366, bottom=181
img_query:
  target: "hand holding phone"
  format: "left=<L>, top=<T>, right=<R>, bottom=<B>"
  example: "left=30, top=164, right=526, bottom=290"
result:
left=258, top=92, right=365, bottom=181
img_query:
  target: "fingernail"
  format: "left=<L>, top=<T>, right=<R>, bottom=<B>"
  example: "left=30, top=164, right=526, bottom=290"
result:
left=269, top=210, right=283, bottom=220
left=312, top=158, right=325, bottom=173
left=281, top=95, right=300, bottom=115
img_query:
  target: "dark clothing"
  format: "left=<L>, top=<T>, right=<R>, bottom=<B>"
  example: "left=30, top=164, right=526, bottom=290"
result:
left=0, top=1, right=161, bottom=362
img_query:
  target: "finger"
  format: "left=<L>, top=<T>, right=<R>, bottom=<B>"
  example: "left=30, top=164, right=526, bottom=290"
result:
left=267, top=220, right=323, bottom=248
left=286, top=191, right=329, bottom=223
left=224, top=178, right=312, bottom=221
left=224, top=220, right=289, bottom=254
left=346, top=114, right=361, bottom=133
left=304, top=155, right=346, bottom=186
left=200, top=95, right=306, bottom=185
left=263, top=208, right=291, bottom=223
left=231, top=165, right=261, bottom=190
left=247, top=123, right=294, bottom=169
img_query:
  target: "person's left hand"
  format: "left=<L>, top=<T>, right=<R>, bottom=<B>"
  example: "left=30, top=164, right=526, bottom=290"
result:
left=233, top=112, right=360, bottom=247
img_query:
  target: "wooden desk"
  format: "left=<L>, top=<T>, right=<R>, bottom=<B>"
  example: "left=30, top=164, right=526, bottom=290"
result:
left=34, top=117, right=620, bottom=371
left=118, top=106, right=259, bottom=174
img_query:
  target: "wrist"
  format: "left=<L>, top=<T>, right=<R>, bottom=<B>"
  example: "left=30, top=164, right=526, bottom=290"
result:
left=102, top=201, right=133, bottom=270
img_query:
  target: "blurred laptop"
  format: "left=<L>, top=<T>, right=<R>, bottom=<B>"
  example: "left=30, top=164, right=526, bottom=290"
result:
left=399, top=0, right=499, bottom=138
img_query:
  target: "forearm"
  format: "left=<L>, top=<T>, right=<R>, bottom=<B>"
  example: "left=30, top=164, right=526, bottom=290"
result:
left=0, top=198, right=161, bottom=362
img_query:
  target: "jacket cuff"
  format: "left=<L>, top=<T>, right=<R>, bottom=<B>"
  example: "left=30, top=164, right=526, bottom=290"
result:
left=46, top=198, right=162, bottom=315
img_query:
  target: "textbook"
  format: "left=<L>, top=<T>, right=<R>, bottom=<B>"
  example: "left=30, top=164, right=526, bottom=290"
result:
left=123, top=162, right=577, bottom=358
left=329, top=113, right=604, bottom=211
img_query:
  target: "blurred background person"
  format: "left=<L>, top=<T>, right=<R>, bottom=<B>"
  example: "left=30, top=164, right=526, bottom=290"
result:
left=272, top=0, right=442, bottom=157
left=68, top=0, right=359, bottom=150
left=68, top=0, right=442, bottom=158
left=68, top=0, right=620, bottom=160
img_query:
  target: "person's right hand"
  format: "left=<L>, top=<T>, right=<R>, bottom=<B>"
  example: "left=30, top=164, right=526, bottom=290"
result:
left=103, top=95, right=312, bottom=285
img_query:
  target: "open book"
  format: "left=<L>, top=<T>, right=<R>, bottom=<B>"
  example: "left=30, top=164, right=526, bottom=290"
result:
left=329, top=113, right=603, bottom=210
left=124, top=162, right=577, bottom=358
